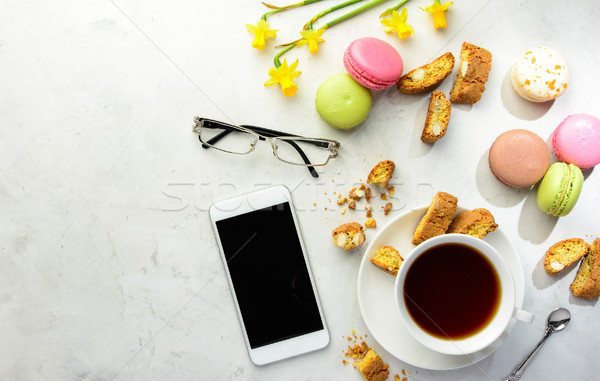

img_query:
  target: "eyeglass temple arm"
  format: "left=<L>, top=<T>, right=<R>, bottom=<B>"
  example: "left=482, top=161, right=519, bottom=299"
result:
left=282, top=139, right=319, bottom=178
left=199, top=130, right=231, bottom=148
left=241, top=125, right=319, bottom=178
left=242, top=124, right=331, bottom=148
left=196, top=119, right=236, bottom=149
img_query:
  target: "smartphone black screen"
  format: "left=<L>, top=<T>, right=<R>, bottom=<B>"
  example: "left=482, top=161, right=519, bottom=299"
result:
left=216, top=202, right=324, bottom=349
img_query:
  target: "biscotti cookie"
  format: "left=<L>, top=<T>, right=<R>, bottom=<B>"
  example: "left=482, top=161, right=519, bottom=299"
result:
left=355, top=348, right=390, bottom=381
left=571, top=238, right=600, bottom=299
left=412, top=192, right=458, bottom=245
left=544, top=238, right=590, bottom=275
left=332, top=222, right=366, bottom=251
left=370, top=246, right=404, bottom=276
left=367, top=160, right=395, bottom=188
left=450, top=42, right=492, bottom=104
left=422, top=91, right=451, bottom=143
left=447, top=208, right=498, bottom=238
left=397, top=52, right=455, bottom=94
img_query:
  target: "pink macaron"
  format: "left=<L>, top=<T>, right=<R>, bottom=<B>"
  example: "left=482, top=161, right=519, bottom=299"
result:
left=552, top=113, right=600, bottom=169
left=489, top=129, right=550, bottom=188
left=343, top=37, right=403, bottom=90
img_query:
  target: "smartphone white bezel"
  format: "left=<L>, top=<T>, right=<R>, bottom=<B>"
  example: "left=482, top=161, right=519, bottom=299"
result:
left=209, top=185, right=329, bottom=365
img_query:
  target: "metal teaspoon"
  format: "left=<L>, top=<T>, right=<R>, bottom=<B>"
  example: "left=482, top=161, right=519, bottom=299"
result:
left=502, top=307, right=571, bottom=381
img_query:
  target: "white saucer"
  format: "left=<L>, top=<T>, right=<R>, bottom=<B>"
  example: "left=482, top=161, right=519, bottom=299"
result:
left=357, top=205, right=526, bottom=370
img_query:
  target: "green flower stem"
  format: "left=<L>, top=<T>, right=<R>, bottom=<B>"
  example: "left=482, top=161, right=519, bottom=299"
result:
left=319, top=0, right=390, bottom=30
left=273, top=42, right=298, bottom=67
left=380, top=0, right=410, bottom=17
left=272, top=0, right=391, bottom=67
left=306, top=0, right=365, bottom=30
left=261, top=0, right=325, bottom=20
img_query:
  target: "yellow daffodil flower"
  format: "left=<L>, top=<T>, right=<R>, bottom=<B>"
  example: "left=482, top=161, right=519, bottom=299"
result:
left=380, top=8, right=414, bottom=40
left=421, top=0, right=453, bottom=29
left=245, top=19, right=278, bottom=50
left=265, top=58, right=301, bottom=97
left=296, top=29, right=325, bottom=54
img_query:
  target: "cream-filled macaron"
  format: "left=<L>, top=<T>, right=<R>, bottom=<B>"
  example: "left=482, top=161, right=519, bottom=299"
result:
left=511, top=46, right=569, bottom=102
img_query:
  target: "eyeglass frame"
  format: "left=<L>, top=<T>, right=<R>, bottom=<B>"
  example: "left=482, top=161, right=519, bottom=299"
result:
left=193, top=117, right=341, bottom=178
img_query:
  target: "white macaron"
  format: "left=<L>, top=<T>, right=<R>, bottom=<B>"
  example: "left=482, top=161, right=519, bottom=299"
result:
left=511, top=46, right=570, bottom=102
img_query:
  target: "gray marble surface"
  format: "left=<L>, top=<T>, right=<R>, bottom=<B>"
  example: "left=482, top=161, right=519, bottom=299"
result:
left=1, top=0, right=599, bottom=380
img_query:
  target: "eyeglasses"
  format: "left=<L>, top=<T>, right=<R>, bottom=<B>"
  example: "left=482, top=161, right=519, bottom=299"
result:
left=193, top=117, right=341, bottom=178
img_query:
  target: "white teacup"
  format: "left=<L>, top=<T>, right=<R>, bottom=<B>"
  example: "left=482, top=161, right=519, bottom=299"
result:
left=394, top=234, right=533, bottom=355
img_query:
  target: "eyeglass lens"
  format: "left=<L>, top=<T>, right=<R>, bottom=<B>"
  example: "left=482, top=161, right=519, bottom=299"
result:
left=199, top=124, right=258, bottom=154
left=274, top=138, right=333, bottom=166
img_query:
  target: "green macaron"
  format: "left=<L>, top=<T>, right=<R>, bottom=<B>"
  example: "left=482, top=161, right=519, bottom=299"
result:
left=315, top=73, right=372, bottom=129
left=537, top=162, right=584, bottom=217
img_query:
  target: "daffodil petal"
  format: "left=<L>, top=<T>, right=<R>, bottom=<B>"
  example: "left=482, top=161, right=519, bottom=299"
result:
left=288, top=59, right=299, bottom=72
left=441, top=1, right=453, bottom=11
left=265, top=29, right=278, bottom=38
left=264, top=78, right=279, bottom=87
left=398, top=8, right=408, bottom=22
left=256, top=19, right=270, bottom=30
left=381, top=19, right=394, bottom=27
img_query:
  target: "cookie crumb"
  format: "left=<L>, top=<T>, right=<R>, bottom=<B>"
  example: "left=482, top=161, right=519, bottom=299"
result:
left=343, top=341, right=369, bottom=360
left=365, top=188, right=372, bottom=202
left=384, top=203, right=393, bottom=216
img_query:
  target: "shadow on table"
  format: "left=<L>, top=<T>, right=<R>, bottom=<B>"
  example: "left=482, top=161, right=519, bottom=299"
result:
left=500, top=68, right=554, bottom=121
left=475, top=149, right=528, bottom=208
left=476, top=150, right=558, bottom=241
left=517, top=189, right=558, bottom=244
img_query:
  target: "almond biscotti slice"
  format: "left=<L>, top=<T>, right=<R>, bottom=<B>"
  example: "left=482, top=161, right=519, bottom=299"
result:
left=446, top=208, right=498, bottom=238
left=370, top=246, right=404, bottom=276
left=332, top=222, right=366, bottom=251
left=570, top=238, right=600, bottom=299
left=450, top=42, right=492, bottom=104
left=397, top=52, right=455, bottom=94
left=412, top=192, right=458, bottom=245
left=544, top=238, right=590, bottom=275
left=421, top=91, right=451, bottom=143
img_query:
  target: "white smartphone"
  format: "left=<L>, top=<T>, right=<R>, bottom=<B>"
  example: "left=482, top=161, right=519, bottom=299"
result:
left=209, top=185, right=329, bottom=365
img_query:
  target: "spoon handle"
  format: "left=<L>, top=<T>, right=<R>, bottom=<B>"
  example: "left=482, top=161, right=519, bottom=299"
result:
left=502, top=329, right=552, bottom=381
